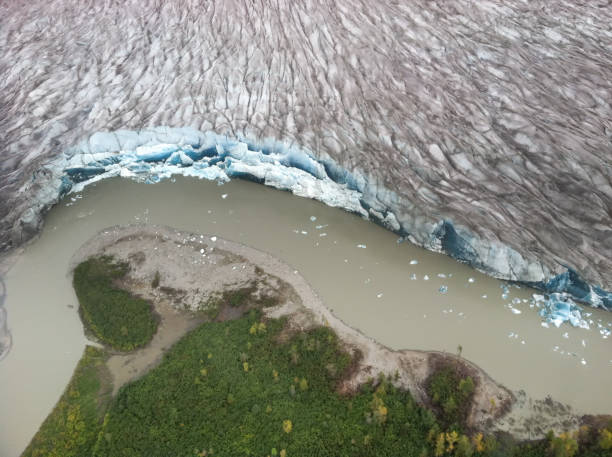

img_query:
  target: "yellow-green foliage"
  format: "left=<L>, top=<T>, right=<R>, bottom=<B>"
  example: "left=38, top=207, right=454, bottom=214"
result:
left=73, top=256, right=158, bottom=351
left=28, top=309, right=612, bottom=457
left=22, top=346, right=110, bottom=457
left=599, top=428, right=612, bottom=450
left=427, top=365, right=475, bottom=430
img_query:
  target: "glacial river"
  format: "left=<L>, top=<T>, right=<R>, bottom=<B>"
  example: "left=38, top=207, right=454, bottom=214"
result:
left=1, top=176, right=611, bottom=456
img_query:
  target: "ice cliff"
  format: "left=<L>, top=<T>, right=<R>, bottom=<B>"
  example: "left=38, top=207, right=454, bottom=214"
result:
left=0, top=0, right=611, bottom=323
left=18, top=127, right=612, bottom=316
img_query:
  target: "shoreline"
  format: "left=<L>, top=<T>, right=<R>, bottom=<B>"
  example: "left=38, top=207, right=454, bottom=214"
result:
left=68, top=223, right=585, bottom=439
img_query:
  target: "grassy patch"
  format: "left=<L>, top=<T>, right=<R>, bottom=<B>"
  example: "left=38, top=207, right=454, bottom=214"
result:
left=22, top=346, right=111, bottom=457
left=73, top=256, right=158, bottom=351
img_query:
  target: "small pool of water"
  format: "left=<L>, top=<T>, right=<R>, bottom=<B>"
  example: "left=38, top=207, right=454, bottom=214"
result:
left=1, top=176, right=610, bottom=456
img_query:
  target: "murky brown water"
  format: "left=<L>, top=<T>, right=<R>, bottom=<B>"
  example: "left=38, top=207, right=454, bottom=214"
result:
left=1, top=176, right=611, bottom=456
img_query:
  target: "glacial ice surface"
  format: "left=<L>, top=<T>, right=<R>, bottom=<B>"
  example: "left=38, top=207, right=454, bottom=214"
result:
left=10, top=125, right=612, bottom=315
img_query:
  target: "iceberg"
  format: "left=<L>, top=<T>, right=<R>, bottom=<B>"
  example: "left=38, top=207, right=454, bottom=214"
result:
left=538, top=293, right=590, bottom=330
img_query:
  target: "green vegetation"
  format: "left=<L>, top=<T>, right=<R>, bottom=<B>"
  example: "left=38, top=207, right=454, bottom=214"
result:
left=29, top=258, right=612, bottom=457
left=93, top=311, right=442, bottom=456
left=427, top=364, right=475, bottom=431
left=197, top=282, right=281, bottom=321
left=151, top=270, right=160, bottom=289
left=73, top=256, right=158, bottom=351
left=22, top=346, right=111, bottom=457
left=25, top=310, right=612, bottom=457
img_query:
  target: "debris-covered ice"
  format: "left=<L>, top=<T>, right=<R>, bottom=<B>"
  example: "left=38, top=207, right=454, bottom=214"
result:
left=410, top=273, right=417, bottom=280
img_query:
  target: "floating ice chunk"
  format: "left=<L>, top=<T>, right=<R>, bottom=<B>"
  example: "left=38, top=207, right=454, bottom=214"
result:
left=533, top=294, right=546, bottom=302
left=315, top=224, right=328, bottom=229
left=376, top=293, right=383, bottom=298
left=512, top=298, right=521, bottom=305
left=437, top=273, right=447, bottom=278
left=521, top=340, right=525, bottom=345
left=562, top=332, right=569, bottom=339
left=538, top=293, right=590, bottom=329
left=502, top=293, right=509, bottom=300
left=581, top=359, right=587, bottom=366
left=581, top=340, right=586, bottom=347
left=319, top=233, right=327, bottom=237
left=310, top=216, right=317, bottom=221
left=553, top=346, right=559, bottom=351
left=301, top=231, right=308, bottom=235
left=541, top=322, right=550, bottom=328
left=221, top=194, right=228, bottom=199
left=356, top=244, right=367, bottom=249
left=439, top=285, right=448, bottom=294
left=468, top=277, right=475, bottom=283
left=410, top=274, right=417, bottom=280
left=482, top=294, right=487, bottom=299
left=423, top=275, right=429, bottom=281
left=200, top=248, right=204, bottom=254
left=210, top=236, right=217, bottom=242
left=410, top=260, right=418, bottom=265
left=511, top=308, right=522, bottom=315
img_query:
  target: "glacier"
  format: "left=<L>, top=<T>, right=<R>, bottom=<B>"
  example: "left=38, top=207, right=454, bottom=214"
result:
left=19, top=126, right=612, bottom=319
left=1, top=0, right=612, bottom=358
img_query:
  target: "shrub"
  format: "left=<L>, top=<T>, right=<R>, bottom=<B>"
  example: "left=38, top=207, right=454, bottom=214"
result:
left=73, top=256, right=158, bottom=351
left=427, top=365, right=475, bottom=430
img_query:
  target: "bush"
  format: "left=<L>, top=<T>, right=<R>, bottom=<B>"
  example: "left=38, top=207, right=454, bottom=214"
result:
left=73, top=256, right=158, bottom=351
left=22, top=346, right=110, bottom=457
left=90, top=312, right=445, bottom=456
left=427, top=365, right=475, bottom=431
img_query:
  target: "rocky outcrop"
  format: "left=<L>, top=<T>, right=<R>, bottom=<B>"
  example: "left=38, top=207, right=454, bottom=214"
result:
left=0, top=2, right=610, bottom=298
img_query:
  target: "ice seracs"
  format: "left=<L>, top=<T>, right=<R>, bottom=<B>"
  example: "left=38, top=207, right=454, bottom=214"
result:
left=16, top=126, right=612, bottom=318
